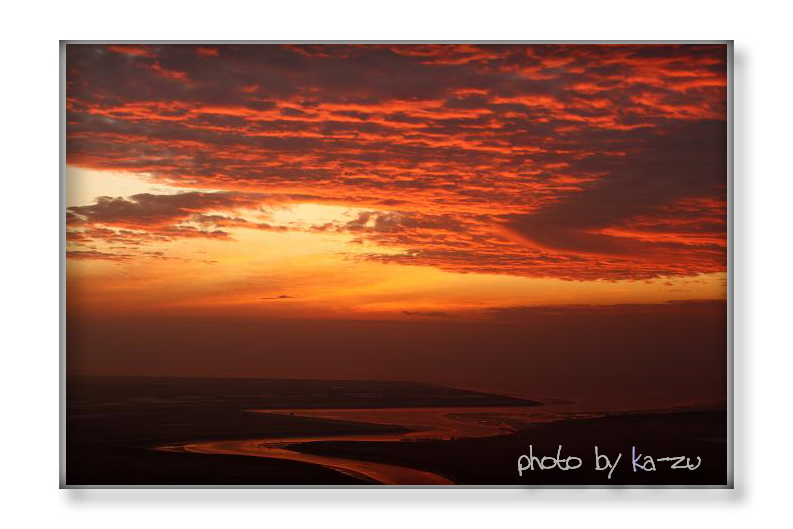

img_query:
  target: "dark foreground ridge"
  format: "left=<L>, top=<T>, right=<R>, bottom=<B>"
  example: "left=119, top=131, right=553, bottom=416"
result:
left=65, top=376, right=726, bottom=486
left=291, top=409, right=728, bottom=486
left=67, top=375, right=541, bottom=409
left=66, top=376, right=539, bottom=485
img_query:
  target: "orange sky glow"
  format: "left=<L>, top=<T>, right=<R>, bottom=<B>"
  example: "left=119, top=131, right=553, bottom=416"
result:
left=65, top=44, right=727, bottom=402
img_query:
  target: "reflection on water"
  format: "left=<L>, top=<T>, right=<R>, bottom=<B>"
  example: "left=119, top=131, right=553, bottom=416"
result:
left=159, top=402, right=606, bottom=485
left=159, top=399, right=721, bottom=485
left=250, top=404, right=605, bottom=441
left=166, top=438, right=455, bottom=485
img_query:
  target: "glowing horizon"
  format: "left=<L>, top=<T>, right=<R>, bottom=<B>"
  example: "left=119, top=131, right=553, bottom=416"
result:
left=65, top=44, right=727, bottom=403
left=66, top=162, right=726, bottom=320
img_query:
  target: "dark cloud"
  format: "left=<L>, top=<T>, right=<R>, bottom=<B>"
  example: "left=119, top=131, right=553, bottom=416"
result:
left=501, top=120, right=727, bottom=259
left=67, top=192, right=264, bottom=228
left=65, top=191, right=289, bottom=250
left=485, top=299, right=727, bottom=321
left=260, top=295, right=297, bottom=300
left=402, top=310, right=453, bottom=318
left=65, top=250, right=132, bottom=262
left=65, top=44, right=728, bottom=280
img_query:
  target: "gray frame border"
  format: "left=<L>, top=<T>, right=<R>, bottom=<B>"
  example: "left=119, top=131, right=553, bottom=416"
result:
left=59, top=40, right=734, bottom=490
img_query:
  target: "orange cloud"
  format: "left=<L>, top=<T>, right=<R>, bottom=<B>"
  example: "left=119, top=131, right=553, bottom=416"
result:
left=65, top=44, right=728, bottom=281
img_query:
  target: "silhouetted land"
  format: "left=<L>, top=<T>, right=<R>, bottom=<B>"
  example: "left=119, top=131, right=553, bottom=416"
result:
left=292, top=410, right=728, bottom=485
left=65, top=376, right=726, bottom=486
left=66, top=376, right=538, bottom=485
left=68, top=376, right=541, bottom=409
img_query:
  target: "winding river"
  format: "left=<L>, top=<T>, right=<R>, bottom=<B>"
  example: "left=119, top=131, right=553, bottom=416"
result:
left=158, top=404, right=596, bottom=485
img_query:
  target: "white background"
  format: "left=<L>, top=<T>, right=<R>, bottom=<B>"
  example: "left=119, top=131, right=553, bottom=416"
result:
left=2, top=1, right=791, bottom=527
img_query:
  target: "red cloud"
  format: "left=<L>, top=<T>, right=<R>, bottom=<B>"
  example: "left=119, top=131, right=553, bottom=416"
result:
left=65, top=44, right=728, bottom=279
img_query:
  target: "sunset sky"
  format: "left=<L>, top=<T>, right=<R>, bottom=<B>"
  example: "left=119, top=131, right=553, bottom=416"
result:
left=65, top=44, right=728, bottom=405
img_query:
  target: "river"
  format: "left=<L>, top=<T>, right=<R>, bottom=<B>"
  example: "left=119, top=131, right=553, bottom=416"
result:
left=158, top=403, right=603, bottom=485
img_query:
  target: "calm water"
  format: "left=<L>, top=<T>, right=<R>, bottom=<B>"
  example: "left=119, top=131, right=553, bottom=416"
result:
left=159, top=402, right=606, bottom=485
left=157, top=397, right=721, bottom=484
